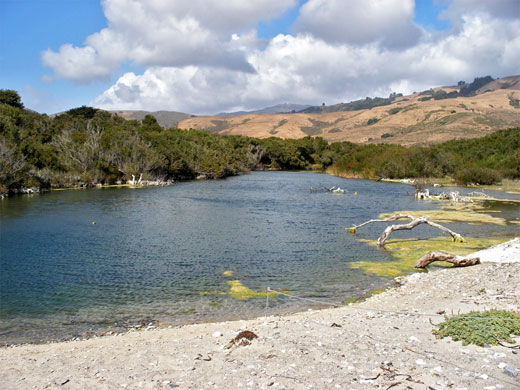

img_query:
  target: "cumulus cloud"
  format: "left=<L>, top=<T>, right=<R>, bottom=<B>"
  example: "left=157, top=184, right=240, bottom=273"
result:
left=41, top=0, right=519, bottom=114
left=42, top=0, right=296, bottom=82
left=441, top=0, right=520, bottom=26
left=91, top=67, right=250, bottom=114
left=295, top=0, right=423, bottom=49
left=92, top=7, right=520, bottom=115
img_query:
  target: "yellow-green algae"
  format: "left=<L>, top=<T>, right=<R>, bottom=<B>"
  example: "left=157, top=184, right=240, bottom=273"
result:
left=226, top=280, right=278, bottom=300
left=350, top=236, right=510, bottom=278
left=222, top=270, right=233, bottom=277
left=199, top=279, right=284, bottom=301
left=378, top=207, right=506, bottom=225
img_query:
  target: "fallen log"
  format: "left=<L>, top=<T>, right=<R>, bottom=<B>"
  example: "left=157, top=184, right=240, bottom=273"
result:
left=349, top=214, right=464, bottom=248
left=414, top=251, right=480, bottom=268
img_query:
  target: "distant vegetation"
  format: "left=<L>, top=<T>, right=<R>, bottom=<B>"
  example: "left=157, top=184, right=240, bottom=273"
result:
left=299, top=77, right=496, bottom=114
left=417, top=76, right=496, bottom=102
left=1, top=89, right=519, bottom=195
left=300, top=93, right=403, bottom=114
left=330, top=127, right=520, bottom=183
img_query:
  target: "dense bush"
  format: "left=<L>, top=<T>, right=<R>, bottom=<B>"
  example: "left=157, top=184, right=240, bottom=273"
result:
left=454, top=166, right=502, bottom=185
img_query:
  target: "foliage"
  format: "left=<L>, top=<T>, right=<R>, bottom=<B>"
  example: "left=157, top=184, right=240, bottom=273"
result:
left=331, top=127, right=520, bottom=181
left=454, top=166, right=501, bottom=185
left=509, top=93, right=520, bottom=109
left=418, top=76, right=494, bottom=101
left=1, top=90, right=519, bottom=195
left=388, top=107, right=402, bottom=115
left=433, top=309, right=520, bottom=346
left=300, top=95, right=398, bottom=114
left=459, top=76, right=494, bottom=96
left=66, top=105, right=99, bottom=119
left=432, top=89, right=458, bottom=100
left=0, top=89, right=24, bottom=108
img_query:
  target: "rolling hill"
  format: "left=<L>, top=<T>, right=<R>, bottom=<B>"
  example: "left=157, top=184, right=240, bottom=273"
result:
left=111, top=110, right=192, bottom=128
left=217, top=103, right=312, bottom=116
left=178, top=75, right=520, bottom=146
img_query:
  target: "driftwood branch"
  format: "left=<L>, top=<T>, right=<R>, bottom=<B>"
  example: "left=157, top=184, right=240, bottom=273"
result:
left=349, top=214, right=464, bottom=248
left=414, top=251, right=480, bottom=268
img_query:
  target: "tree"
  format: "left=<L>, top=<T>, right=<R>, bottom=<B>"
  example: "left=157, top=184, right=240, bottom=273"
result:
left=0, top=89, right=24, bottom=108
left=0, top=139, right=25, bottom=191
left=66, top=106, right=98, bottom=119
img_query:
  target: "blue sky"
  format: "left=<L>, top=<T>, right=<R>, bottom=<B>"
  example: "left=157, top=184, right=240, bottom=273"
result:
left=1, top=0, right=518, bottom=114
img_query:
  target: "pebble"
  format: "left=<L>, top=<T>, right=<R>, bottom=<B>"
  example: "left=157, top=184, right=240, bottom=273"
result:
left=503, top=366, right=518, bottom=377
left=212, top=331, right=223, bottom=337
left=416, top=359, right=426, bottom=366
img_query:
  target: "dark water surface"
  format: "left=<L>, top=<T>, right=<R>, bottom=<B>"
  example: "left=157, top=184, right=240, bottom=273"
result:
left=1, top=172, right=518, bottom=344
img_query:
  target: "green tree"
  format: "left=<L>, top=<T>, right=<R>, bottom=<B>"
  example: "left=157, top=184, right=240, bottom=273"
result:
left=0, top=89, right=24, bottom=108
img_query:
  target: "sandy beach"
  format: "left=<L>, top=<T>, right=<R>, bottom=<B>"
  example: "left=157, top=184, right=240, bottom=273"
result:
left=1, top=243, right=519, bottom=390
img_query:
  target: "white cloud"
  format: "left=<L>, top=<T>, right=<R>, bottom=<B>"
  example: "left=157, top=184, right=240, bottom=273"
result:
left=441, top=0, right=520, bottom=26
left=91, top=67, right=250, bottom=114
left=38, top=0, right=512, bottom=114
left=92, top=7, right=520, bottom=115
left=295, top=0, right=423, bottom=48
left=42, top=0, right=296, bottom=82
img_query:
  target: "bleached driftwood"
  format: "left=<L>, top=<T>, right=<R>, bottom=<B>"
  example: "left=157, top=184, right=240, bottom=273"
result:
left=414, top=251, right=480, bottom=268
left=349, top=214, right=464, bottom=248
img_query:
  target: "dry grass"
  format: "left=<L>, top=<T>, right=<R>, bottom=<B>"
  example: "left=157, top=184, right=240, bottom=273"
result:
left=178, top=78, right=520, bottom=146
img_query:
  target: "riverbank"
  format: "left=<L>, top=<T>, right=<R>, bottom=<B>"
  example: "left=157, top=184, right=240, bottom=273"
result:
left=2, top=242, right=519, bottom=390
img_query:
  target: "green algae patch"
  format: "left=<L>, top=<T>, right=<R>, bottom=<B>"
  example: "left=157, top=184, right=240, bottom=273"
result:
left=350, top=237, right=510, bottom=278
left=379, top=207, right=506, bottom=225
left=227, top=280, right=275, bottom=300
left=222, top=270, right=233, bottom=277
left=200, top=280, right=283, bottom=301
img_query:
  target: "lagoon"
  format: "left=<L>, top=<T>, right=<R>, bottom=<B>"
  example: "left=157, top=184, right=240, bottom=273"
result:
left=1, top=171, right=518, bottom=344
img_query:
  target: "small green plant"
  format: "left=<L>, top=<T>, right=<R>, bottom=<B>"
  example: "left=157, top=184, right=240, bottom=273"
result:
left=388, top=107, right=402, bottom=115
left=508, top=93, right=520, bottom=108
left=433, top=309, right=520, bottom=346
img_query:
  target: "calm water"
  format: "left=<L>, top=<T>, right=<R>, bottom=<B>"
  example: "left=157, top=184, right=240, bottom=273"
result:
left=1, top=172, right=518, bottom=344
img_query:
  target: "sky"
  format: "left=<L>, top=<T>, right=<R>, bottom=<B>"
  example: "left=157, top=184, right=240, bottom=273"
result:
left=1, top=0, right=519, bottom=115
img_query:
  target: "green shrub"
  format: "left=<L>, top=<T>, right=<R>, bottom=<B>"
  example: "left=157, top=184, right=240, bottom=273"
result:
left=454, top=166, right=501, bottom=185
left=433, top=310, right=520, bottom=346
left=508, top=93, right=520, bottom=109
left=388, top=107, right=402, bottom=115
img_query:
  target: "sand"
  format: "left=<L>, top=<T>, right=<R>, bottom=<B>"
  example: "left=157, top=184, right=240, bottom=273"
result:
left=1, top=242, right=519, bottom=390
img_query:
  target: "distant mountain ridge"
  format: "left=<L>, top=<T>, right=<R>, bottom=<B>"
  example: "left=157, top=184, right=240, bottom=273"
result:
left=178, top=75, right=520, bottom=146
left=111, top=110, right=192, bottom=128
left=217, top=103, right=312, bottom=116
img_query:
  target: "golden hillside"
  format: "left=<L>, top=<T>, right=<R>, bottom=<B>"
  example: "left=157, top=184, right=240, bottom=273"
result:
left=178, top=76, right=520, bottom=146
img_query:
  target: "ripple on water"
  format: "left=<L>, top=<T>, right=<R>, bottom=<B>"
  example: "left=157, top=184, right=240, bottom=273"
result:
left=1, top=172, right=518, bottom=344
